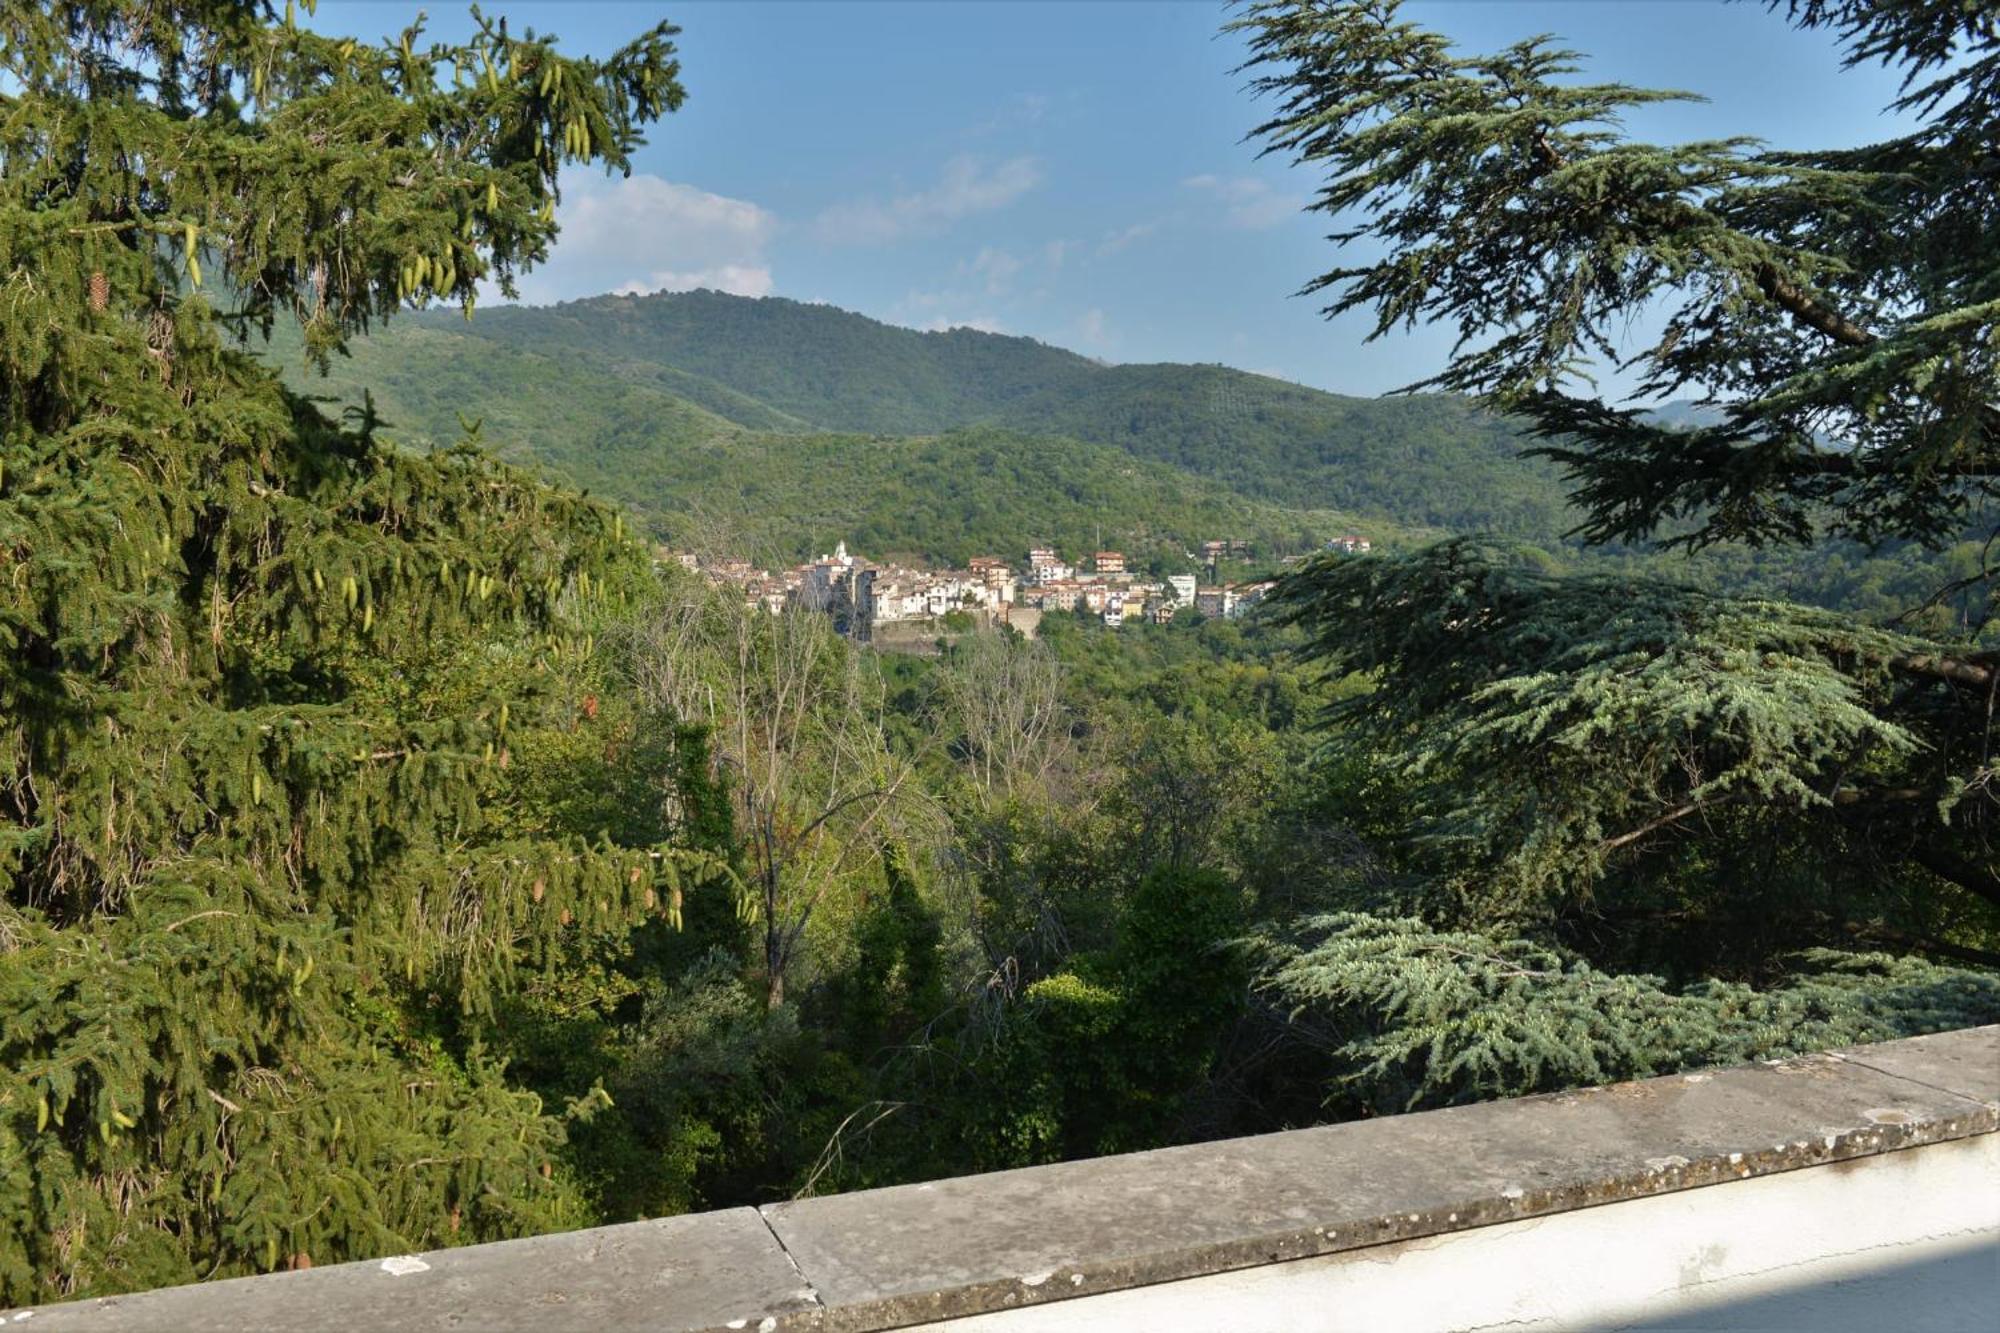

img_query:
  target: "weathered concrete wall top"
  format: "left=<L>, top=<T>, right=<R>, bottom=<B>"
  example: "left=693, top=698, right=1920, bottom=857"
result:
left=10, top=1026, right=1997, bottom=1332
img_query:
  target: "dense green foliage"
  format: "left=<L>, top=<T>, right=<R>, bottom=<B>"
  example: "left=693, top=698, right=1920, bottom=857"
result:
left=1242, top=0, right=2000, bottom=1105
left=411, top=289, right=1094, bottom=436
left=263, top=315, right=1403, bottom=566
left=611, top=427, right=1366, bottom=569
left=982, top=363, right=1556, bottom=531
left=1278, top=542, right=2000, bottom=964
left=0, top=0, right=707, bottom=1300
left=279, top=320, right=750, bottom=497
left=421, top=288, right=1556, bottom=534
left=1258, top=914, right=2000, bottom=1112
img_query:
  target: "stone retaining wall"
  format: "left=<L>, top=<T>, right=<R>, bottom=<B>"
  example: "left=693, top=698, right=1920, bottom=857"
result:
left=11, top=1026, right=1997, bottom=1332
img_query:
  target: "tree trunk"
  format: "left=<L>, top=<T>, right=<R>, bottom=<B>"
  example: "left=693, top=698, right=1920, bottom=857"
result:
left=765, top=913, right=786, bottom=1009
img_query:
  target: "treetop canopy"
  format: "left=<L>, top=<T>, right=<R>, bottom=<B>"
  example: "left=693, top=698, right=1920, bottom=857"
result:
left=1235, top=0, right=1998, bottom=551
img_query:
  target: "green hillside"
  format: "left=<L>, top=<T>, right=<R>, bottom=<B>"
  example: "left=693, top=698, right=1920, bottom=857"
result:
left=611, top=361, right=818, bottom=433
left=273, top=323, right=739, bottom=484
left=987, top=362, right=1562, bottom=535
left=256, top=322, right=1390, bottom=568
left=345, top=288, right=1575, bottom=539
left=407, top=289, right=1099, bottom=436
left=623, top=426, right=1370, bottom=568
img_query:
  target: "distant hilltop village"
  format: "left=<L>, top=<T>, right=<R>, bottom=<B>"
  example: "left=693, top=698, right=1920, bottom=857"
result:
left=668, top=534, right=1372, bottom=641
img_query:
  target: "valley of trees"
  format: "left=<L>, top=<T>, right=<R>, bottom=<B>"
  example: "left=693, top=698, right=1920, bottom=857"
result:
left=2, top=0, right=1995, bottom=1309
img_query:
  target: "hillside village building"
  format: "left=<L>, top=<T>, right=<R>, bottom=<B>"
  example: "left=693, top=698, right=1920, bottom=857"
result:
left=671, top=537, right=1309, bottom=640
left=1025, top=546, right=1074, bottom=584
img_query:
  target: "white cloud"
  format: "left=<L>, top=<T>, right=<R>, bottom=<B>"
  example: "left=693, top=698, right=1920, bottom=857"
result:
left=919, top=315, right=1008, bottom=334
left=610, top=265, right=774, bottom=299
left=890, top=287, right=1008, bottom=335
left=969, top=92, right=1053, bottom=136
left=511, top=173, right=776, bottom=303
left=1075, top=308, right=1109, bottom=347
left=815, top=155, right=1042, bottom=245
left=1182, top=173, right=1306, bottom=230
left=1098, top=221, right=1158, bottom=255
left=962, top=246, right=1026, bottom=295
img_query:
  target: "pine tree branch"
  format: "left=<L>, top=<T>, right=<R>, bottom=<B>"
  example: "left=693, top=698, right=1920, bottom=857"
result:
left=1908, top=843, right=2000, bottom=911
left=1889, top=529, right=2000, bottom=630
left=1889, top=651, right=1998, bottom=688
left=1838, top=920, right=2000, bottom=972
left=1599, top=798, right=1726, bottom=853
left=1829, top=786, right=1927, bottom=805
left=1589, top=905, right=2000, bottom=970
left=1752, top=261, right=1877, bottom=348
left=162, top=909, right=238, bottom=932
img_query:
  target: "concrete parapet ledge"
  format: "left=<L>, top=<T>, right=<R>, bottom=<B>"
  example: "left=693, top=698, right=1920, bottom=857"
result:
left=11, top=1026, right=1997, bottom=1332
left=6, top=1207, right=820, bottom=1333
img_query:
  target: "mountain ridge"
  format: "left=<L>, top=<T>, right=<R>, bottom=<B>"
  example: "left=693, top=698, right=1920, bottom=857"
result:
left=383, top=287, right=1569, bottom=535
left=260, top=298, right=1416, bottom=567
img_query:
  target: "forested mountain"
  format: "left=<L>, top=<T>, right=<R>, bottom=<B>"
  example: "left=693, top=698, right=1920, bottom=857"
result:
left=267, top=288, right=1562, bottom=544
left=285, top=320, right=744, bottom=484
left=614, top=427, right=1364, bottom=568
left=262, top=321, right=1395, bottom=568
left=407, top=289, right=1094, bottom=433
left=393, top=291, right=1560, bottom=530
left=984, top=362, right=1560, bottom=533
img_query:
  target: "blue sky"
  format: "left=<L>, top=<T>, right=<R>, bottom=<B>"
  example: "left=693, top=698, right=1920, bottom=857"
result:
left=321, top=1, right=1922, bottom=396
